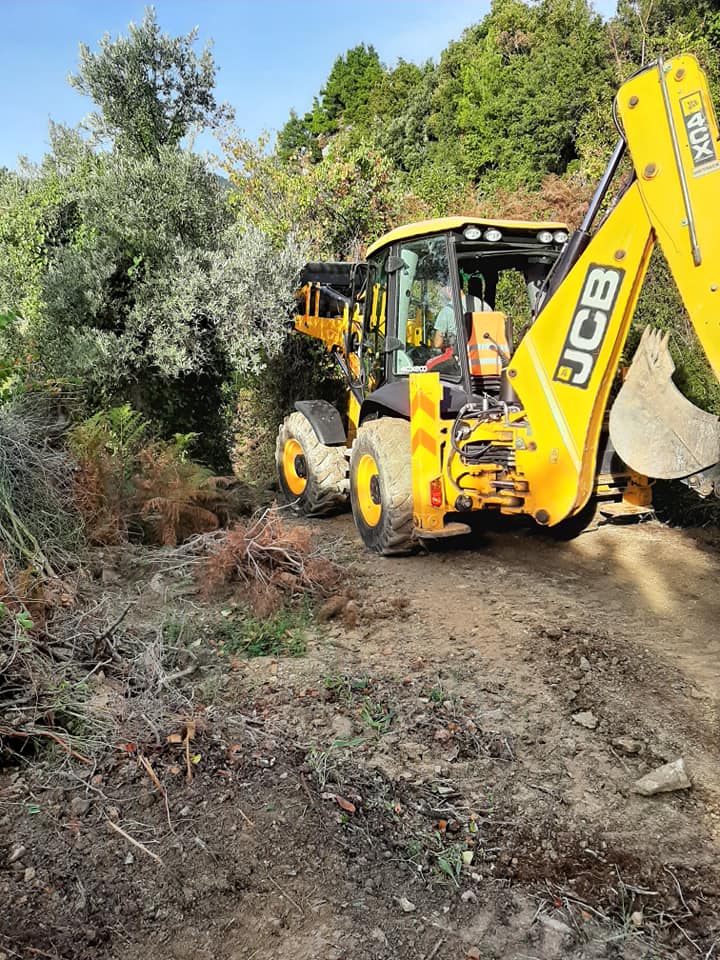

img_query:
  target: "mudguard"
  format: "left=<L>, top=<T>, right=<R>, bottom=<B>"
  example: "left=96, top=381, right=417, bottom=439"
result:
left=294, top=400, right=346, bottom=446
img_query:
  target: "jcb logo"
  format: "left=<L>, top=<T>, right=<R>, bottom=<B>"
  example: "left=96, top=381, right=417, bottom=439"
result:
left=681, top=92, right=717, bottom=169
left=553, top=264, right=624, bottom=389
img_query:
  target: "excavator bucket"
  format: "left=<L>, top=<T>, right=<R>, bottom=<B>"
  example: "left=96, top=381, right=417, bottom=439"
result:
left=609, top=327, right=720, bottom=481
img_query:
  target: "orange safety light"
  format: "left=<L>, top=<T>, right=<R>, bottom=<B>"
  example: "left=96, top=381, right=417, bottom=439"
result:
left=430, top=478, right=443, bottom=508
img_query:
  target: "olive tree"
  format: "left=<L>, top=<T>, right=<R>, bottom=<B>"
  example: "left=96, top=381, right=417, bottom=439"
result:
left=68, top=6, right=233, bottom=157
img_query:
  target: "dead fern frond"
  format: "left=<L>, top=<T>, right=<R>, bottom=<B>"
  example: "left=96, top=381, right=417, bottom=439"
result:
left=134, top=442, right=243, bottom=545
left=71, top=407, right=248, bottom=545
left=141, top=496, right=219, bottom=546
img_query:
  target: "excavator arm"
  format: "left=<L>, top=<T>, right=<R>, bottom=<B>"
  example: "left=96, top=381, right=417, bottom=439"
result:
left=610, top=55, right=720, bottom=494
left=507, top=54, right=720, bottom=524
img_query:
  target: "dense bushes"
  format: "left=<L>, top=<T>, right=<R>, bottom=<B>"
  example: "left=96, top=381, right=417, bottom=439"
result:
left=2, top=135, right=307, bottom=468
left=0, top=11, right=306, bottom=471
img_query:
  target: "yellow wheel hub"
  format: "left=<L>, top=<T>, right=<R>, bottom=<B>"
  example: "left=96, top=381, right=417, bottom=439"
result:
left=356, top=453, right=381, bottom=527
left=283, top=438, right=307, bottom=496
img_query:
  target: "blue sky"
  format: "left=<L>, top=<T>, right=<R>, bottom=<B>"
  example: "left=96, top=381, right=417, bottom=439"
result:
left=1, top=0, right=618, bottom=169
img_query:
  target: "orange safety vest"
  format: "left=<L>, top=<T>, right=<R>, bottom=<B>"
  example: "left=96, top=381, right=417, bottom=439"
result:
left=467, top=311, right=510, bottom=378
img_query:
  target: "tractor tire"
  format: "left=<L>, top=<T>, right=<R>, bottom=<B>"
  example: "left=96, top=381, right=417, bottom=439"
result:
left=276, top=412, right=348, bottom=516
left=546, top=497, right=597, bottom=540
left=350, top=418, right=414, bottom=556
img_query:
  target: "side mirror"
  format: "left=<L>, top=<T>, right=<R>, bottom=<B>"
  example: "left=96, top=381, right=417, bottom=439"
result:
left=382, top=337, right=404, bottom=354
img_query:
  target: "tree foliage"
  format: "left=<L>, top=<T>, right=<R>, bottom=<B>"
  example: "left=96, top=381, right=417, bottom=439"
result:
left=29, top=133, right=306, bottom=464
left=224, top=131, right=398, bottom=259
left=277, top=43, right=384, bottom=163
left=368, top=60, right=438, bottom=173
left=0, top=9, right=305, bottom=467
left=68, top=7, right=232, bottom=157
left=277, top=109, right=322, bottom=163
left=312, top=43, right=384, bottom=134
left=454, top=0, right=612, bottom=185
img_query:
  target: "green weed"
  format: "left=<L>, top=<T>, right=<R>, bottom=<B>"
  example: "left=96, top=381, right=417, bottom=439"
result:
left=424, top=682, right=461, bottom=712
left=434, top=842, right=465, bottom=886
left=162, top=617, right=186, bottom=645
left=330, top=735, right=366, bottom=750
left=215, top=605, right=309, bottom=658
left=361, top=697, right=395, bottom=734
left=404, top=838, right=424, bottom=864
left=44, top=677, right=91, bottom=738
left=323, top=672, right=371, bottom=702
left=405, top=834, right=471, bottom=886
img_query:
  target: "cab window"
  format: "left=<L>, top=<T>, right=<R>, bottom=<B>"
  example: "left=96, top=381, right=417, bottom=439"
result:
left=394, top=236, right=461, bottom=379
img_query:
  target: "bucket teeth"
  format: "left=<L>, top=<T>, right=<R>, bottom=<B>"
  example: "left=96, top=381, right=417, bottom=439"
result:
left=609, top=326, right=720, bottom=480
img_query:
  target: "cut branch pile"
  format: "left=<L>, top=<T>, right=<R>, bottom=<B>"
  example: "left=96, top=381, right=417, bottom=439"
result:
left=1, top=592, right=118, bottom=761
left=200, top=507, right=342, bottom=611
left=0, top=590, right=199, bottom=766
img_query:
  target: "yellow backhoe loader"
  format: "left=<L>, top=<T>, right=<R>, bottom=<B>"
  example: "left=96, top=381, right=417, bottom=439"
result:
left=277, top=54, right=720, bottom=555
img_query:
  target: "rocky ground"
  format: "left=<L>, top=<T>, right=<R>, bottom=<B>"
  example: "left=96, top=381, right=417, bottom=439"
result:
left=1, top=513, right=719, bottom=959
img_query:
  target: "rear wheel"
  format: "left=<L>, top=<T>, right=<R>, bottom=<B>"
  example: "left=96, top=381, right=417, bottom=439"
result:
left=276, top=412, right=348, bottom=516
left=350, top=418, right=414, bottom=555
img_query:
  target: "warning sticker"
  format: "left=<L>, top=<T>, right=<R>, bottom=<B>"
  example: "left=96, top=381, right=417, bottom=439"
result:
left=680, top=90, right=717, bottom=172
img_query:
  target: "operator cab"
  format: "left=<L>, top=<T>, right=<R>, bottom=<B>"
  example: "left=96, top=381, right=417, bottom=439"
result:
left=360, top=218, right=568, bottom=415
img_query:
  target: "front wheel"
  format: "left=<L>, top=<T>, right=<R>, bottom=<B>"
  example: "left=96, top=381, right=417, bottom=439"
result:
left=276, top=412, right=348, bottom=516
left=546, top=497, right=597, bottom=540
left=349, top=418, right=414, bottom=555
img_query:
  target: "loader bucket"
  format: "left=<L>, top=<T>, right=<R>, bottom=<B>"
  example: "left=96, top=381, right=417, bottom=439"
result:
left=609, top=327, right=720, bottom=480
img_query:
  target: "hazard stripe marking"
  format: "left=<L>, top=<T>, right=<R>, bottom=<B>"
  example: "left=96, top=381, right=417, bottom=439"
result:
left=411, top=427, right=437, bottom=455
left=410, top=391, right=436, bottom=421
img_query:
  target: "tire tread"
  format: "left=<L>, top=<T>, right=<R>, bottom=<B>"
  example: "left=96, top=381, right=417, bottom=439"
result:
left=350, top=418, right=414, bottom=555
left=276, top=412, right=348, bottom=516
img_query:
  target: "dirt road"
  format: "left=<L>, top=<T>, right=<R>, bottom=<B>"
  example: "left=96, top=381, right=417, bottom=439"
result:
left=2, top=514, right=719, bottom=959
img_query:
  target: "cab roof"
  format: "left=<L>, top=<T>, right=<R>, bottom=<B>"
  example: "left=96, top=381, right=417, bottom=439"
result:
left=365, top=216, right=569, bottom=257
